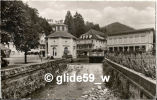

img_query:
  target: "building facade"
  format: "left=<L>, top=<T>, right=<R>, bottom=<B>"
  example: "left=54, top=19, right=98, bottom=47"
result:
left=77, top=29, right=107, bottom=56
left=39, top=33, right=46, bottom=57
left=47, top=23, right=77, bottom=58
left=107, top=28, right=155, bottom=53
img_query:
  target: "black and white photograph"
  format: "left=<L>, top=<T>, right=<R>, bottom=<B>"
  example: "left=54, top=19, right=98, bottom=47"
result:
left=1, top=0, right=156, bottom=99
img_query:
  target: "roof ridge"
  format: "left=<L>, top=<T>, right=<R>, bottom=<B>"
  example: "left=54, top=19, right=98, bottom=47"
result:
left=108, top=28, right=154, bottom=36
left=47, top=31, right=76, bottom=39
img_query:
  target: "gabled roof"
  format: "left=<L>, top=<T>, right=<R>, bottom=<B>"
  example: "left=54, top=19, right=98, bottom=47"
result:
left=108, top=28, right=154, bottom=36
left=81, top=29, right=106, bottom=40
left=47, top=31, right=76, bottom=39
left=84, top=29, right=106, bottom=37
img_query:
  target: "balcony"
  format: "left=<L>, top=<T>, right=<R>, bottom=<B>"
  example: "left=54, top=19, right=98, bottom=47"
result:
left=77, top=44, right=94, bottom=51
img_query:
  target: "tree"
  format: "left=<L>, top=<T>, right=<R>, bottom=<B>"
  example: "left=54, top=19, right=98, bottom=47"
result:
left=1, top=1, right=26, bottom=44
left=85, top=21, right=101, bottom=32
left=64, top=11, right=76, bottom=36
left=38, top=17, right=53, bottom=36
left=1, top=1, right=52, bottom=63
left=85, top=21, right=94, bottom=32
left=73, top=12, right=86, bottom=38
left=14, top=4, right=40, bottom=63
left=92, top=24, right=100, bottom=31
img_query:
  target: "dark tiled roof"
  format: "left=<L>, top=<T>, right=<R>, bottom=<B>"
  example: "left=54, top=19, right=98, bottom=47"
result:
left=108, top=28, right=154, bottom=36
left=82, top=29, right=106, bottom=40
left=47, top=31, right=76, bottom=39
left=84, top=29, right=105, bottom=37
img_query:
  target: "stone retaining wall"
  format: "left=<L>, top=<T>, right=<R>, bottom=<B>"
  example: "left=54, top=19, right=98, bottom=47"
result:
left=1, top=59, right=71, bottom=99
left=103, top=58, right=156, bottom=99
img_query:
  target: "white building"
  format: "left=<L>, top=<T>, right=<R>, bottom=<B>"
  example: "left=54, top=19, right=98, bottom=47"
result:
left=39, top=33, right=46, bottom=57
left=77, top=29, right=107, bottom=56
left=5, top=42, right=24, bottom=57
left=107, top=28, right=155, bottom=52
left=47, top=23, right=77, bottom=58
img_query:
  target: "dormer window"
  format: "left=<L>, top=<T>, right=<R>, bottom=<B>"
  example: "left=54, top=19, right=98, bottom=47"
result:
left=89, top=35, right=92, bottom=38
left=85, top=35, right=88, bottom=39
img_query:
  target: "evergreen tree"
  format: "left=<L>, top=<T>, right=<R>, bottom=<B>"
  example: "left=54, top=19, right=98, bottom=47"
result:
left=64, top=11, right=76, bottom=36
left=85, top=21, right=100, bottom=32
left=85, top=21, right=95, bottom=32
left=73, top=12, right=86, bottom=38
left=92, top=24, right=100, bottom=31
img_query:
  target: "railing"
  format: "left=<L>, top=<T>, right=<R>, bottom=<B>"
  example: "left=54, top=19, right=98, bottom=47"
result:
left=106, top=53, right=156, bottom=79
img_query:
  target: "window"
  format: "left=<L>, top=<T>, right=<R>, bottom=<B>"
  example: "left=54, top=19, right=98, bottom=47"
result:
left=52, top=47, right=57, bottom=56
left=134, top=35, right=139, bottom=43
left=89, top=35, right=92, bottom=38
left=141, top=35, right=145, bottom=37
left=64, top=47, right=69, bottom=55
left=85, top=35, right=88, bottom=39
left=57, top=26, right=60, bottom=31
left=62, top=26, right=64, bottom=31
left=135, top=35, right=139, bottom=37
left=43, top=45, right=45, bottom=49
left=119, top=37, right=122, bottom=43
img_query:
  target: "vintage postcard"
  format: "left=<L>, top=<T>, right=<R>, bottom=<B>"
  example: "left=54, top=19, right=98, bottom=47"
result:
left=1, top=0, right=156, bottom=99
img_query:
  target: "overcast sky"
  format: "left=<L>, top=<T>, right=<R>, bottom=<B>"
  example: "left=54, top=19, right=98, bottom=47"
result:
left=25, top=1, right=155, bottom=29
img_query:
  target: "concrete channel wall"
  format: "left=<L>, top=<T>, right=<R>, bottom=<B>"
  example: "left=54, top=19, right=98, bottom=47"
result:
left=104, top=58, right=156, bottom=99
left=1, top=59, right=71, bottom=99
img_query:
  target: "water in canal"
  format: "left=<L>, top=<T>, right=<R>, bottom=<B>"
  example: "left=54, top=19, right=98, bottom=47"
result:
left=26, top=63, right=120, bottom=99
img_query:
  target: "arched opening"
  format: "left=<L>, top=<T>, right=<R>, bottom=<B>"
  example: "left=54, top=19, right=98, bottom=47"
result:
left=64, top=47, right=69, bottom=55
left=52, top=47, right=57, bottom=56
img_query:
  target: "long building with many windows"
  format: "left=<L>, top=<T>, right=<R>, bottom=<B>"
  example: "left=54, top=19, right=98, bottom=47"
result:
left=107, top=28, right=155, bottom=53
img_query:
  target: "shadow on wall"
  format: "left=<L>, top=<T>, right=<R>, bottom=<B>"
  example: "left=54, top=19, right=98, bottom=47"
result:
left=102, top=60, right=154, bottom=99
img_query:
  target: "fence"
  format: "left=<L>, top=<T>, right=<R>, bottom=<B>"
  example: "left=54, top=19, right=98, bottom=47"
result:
left=106, top=53, right=156, bottom=79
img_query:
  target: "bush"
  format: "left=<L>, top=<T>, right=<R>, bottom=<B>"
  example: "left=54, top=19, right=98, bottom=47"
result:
left=50, top=56, right=54, bottom=59
left=1, top=50, right=9, bottom=67
left=106, top=53, right=156, bottom=79
left=62, top=54, right=72, bottom=59
left=1, top=58, right=9, bottom=67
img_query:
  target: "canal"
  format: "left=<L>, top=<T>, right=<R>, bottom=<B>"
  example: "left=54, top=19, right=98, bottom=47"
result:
left=26, top=63, right=120, bottom=99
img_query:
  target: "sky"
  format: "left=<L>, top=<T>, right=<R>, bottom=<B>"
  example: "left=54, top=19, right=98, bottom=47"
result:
left=24, top=1, right=155, bottom=29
